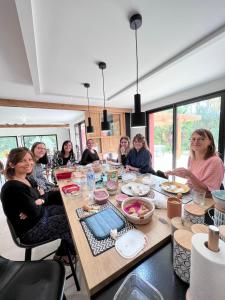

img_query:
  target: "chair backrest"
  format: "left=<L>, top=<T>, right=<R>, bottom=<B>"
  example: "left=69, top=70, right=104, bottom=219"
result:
left=6, top=218, right=29, bottom=248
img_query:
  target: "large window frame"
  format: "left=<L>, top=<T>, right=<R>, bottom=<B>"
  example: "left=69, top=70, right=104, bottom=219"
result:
left=0, top=136, right=18, bottom=164
left=146, top=89, right=225, bottom=170
left=22, top=134, right=58, bottom=155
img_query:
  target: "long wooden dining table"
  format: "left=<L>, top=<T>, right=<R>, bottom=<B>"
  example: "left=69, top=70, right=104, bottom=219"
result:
left=56, top=170, right=214, bottom=297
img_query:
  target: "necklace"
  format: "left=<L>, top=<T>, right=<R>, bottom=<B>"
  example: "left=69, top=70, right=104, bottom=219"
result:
left=13, top=176, right=31, bottom=187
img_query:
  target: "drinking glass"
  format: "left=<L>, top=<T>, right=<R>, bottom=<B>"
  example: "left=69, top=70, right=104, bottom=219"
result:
left=192, top=189, right=206, bottom=206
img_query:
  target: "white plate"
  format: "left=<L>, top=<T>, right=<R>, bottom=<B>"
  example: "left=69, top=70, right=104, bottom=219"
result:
left=115, top=229, right=147, bottom=258
left=121, top=182, right=150, bottom=196
left=109, top=161, right=121, bottom=167
left=122, top=172, right=137, bottom=182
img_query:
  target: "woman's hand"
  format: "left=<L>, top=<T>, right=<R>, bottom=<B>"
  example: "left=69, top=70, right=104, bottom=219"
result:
left=166, top=168, right=192, bottom=179
left=19, top=212, right=27, bottom=220
left=37, top=186, right=45, bottom=196
left=126, top=165, right=139, bottom=172
left=120, top=146, right=126, bottom=155
left=35, top=198, right=45, bottom=206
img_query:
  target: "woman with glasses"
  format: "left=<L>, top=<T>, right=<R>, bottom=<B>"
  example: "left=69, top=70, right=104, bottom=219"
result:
left=125, top=134, right=155, bottom=174
left=30, top=142, right=62, bottom=205
left=166, top=129, right=224, bottom=192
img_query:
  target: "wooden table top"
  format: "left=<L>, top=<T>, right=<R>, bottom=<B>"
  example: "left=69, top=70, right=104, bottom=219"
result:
left=57, top=172, right=215, bottom=296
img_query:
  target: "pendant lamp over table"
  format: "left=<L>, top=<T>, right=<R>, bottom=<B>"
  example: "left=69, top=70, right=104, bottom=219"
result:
left=83, top=82, right=94, bottom=133
left=130, top=13, right=146, bottom=127
left=98, top=62, right=110, bottom=131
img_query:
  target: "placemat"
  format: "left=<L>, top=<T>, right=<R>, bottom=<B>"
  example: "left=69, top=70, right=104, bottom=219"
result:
left=76, top=202, right=134, bottom=256
left=150, top=176, right=192, bottom=204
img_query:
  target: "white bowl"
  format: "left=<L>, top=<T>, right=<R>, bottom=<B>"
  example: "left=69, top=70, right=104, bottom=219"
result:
left=212, top=190, right=225, bottom=210
left=121, top=197, right=155, bottom=225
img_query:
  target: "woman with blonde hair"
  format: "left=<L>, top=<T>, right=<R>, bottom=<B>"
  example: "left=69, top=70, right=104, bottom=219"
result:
left=166, top=128, right=224, bottom=192
left=117, top=136, right=130, bottom=166
left=125, top=134, right=155, bottom=174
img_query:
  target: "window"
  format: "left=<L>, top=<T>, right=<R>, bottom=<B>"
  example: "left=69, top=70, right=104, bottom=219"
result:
left=176, top=97, right=221, bottom=168
left=148, top=92, right=224, bottom=174
left=0, top=136, right=18, bottom=165
left=23, top=135, right=58, bottom=155
left=148, top=109, right=173, bottom=171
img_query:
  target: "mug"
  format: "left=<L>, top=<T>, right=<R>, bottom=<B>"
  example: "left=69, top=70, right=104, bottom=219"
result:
left=167, top=197, right=182, bottom=219
left=208, top=207, right=225, bottom=226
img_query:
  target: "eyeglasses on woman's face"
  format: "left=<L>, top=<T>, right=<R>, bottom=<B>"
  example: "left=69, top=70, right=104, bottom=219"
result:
left=190, top=137, right=207, bottom=143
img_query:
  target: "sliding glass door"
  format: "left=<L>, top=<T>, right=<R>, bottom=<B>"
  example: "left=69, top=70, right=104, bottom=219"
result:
left=148, top=92, right=223, bottom=174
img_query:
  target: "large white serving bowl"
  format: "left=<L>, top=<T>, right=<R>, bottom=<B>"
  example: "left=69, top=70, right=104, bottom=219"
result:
left=121, top=197, right=155, bottom=225
left=211, top=190, right=225, bottom=210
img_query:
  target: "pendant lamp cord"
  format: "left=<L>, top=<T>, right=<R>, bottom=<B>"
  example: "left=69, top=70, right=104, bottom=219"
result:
left=86, top=87, right=90, bottom=117
left=101, top=68, right=106, bottom=109
left=135, top=24, right=139, bottom=94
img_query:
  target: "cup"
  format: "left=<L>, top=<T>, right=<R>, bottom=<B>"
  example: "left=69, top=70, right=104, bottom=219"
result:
left=192, top=189, right=206, bottom=206
left=167, top=197, right=182, bottom=219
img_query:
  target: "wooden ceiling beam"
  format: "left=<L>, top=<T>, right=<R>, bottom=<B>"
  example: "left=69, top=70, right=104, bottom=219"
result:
left=0, top=124, right=69, bottom=128
left=0, top=98, right=132, bottom=113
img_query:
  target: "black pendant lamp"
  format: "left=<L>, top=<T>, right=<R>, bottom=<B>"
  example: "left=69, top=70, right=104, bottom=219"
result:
left=130, top=13, right=146, bottom=127
left=98, top=62, right=110, bottom=131
left=84, top=83, right=94, bottom=133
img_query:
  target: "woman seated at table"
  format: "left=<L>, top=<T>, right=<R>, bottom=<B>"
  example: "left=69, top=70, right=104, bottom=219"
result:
left=125, top=134, right=155, bottom=174
left=166, top=129, right=224, bottom=193
left=1, top=147, right=75, bottom=263
left=80, top=139, right=100, bottom=165
left=30, top=142, right=62, bottom=205
left=108, top=136, right=130, bottom=166
left=52, top=140, right=76, bottom=168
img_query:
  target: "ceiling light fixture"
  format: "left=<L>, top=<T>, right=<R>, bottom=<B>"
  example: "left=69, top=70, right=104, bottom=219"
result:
left=130, top=13, right=146, bottom=127
left=98, top=61, right=110, bottom=131
left=83, top=82, right=94, bottom=133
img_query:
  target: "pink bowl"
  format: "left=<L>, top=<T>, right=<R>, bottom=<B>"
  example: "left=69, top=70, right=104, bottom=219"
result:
left=115, top=193, right=129, bottom=206
left=93, top=189, right=109, bottom=204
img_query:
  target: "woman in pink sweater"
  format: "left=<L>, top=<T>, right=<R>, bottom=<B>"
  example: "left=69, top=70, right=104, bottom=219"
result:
left=166, top=129, right=224, bottom=193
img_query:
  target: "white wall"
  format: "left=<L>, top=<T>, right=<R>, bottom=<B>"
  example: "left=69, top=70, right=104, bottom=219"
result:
left=142, top=76, right=225, bottom=111
left=0, top=127, right=70, bottom=149
left=131, top=76, right=225, bottom=139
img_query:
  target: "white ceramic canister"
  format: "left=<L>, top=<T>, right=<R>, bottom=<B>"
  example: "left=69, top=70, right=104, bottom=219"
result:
left=173, top=229, right=193, bottom=283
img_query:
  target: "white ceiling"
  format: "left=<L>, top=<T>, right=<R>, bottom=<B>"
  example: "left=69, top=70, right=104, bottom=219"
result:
left=0, top=0, right=225, bottom=124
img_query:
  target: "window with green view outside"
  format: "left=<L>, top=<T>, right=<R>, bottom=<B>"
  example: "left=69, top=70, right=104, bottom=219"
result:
left=23, top=135, right=58, bottom=155
left=0, top=136, right=18, bottom=165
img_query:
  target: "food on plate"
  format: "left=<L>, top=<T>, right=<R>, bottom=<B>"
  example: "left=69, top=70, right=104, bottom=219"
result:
left=125, top=201, right=150, bottom=218
left=160, top=181, right=189, bottom=194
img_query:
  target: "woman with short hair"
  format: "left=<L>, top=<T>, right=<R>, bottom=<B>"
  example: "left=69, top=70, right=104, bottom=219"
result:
left=80, top=139, right=99, bottom=165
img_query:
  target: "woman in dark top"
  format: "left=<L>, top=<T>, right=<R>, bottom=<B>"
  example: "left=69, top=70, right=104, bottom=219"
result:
left=80, top=139, right=99, bottom=165
left=108, top=136, right=130, bottom=166
left=125, top=134, right=155, bottom=174
left=1, top=147, right=75, bottom=263
left=52, top=140, right=76, bottom=168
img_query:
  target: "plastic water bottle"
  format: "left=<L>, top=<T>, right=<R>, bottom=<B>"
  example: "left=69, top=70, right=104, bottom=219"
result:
left=87, top=168, right=95, bottom=191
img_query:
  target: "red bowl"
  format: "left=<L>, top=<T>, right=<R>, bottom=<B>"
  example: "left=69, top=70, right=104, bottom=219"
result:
left=56, top=172, right=72, bottom=180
